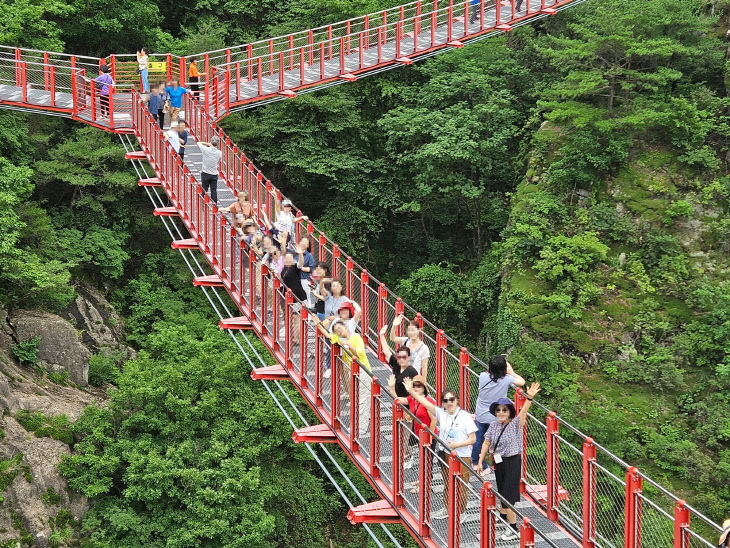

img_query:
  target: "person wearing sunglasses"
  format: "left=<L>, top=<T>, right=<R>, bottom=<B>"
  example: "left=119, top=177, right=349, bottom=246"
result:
left=387, top=373, right=436, bottom=491
left=476, top=383, right=541, bottom=540
left=472, top=355, right=525, bottom=474
left=403, top=378, right=477, bottom=521
left=379, top=323, right=419, bottom=398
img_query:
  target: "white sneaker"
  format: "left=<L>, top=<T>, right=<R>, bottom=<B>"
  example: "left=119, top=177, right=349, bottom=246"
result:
left=431, top=508, right=448, bottom=520
left=500, top=529, right=518, bottom=541
left=323, top=369, right=331, bottom=379
left=479, top=467, right=494, bottom=478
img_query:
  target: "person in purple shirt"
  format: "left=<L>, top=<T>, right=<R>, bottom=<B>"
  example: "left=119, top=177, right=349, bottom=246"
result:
left=94, top=66, right=114, bottom=118
left=164, top=79, right=189, bottom=125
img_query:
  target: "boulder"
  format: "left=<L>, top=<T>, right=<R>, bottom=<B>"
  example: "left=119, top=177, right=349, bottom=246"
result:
left=10, top=311, right=91, bottom=386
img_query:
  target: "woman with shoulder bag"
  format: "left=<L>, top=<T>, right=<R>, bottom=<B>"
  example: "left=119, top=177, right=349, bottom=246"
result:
left=404, top=378, right=476, bottom=522
left=477, top=383, right=541, bottom=541
left=472, top=355, right=525, bottom=473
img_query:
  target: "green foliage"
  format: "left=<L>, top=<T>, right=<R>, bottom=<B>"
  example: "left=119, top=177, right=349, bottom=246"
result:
left=663, top=199, right=694, bottom=224
left=15, top=410, right=74, bottom=445
left=88, top=350, right=125, bottom=387
left=0, top=454, right=25, bottom=492
left=11, top=337, right=40, bottom=367
left=534, top=232, right=608, bottom=282
left=41, top=487, right=62, bottom=506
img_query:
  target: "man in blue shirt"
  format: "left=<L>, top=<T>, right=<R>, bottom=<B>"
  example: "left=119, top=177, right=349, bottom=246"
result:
left=164, top=79, right=189, bottom=125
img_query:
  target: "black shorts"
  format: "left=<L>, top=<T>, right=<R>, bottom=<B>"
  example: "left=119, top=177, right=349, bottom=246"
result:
left=494, top=454, right=521, bottom=505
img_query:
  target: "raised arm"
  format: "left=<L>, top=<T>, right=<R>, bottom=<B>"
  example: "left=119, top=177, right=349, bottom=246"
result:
left=403, top=378, right=437, bottom=416
left=507, top=362, right=526, bottom=387
left=350, top=299, right=361, bottom=324
left=379, top=323, right=393, bottom=362
left=518, top=383, right=541, bottom=428
left=296, top=246, right=304, bottom=268
left=390, top=314, right=404, bottom=344
left=387, top=375, right=409, bottom=405
left=312, top=316, right=332, bottom=338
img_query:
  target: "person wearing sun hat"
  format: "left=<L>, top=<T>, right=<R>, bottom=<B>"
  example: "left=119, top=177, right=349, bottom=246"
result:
left=719, top=519, right=730, bottom=547
left=477, top=383, right=541, bottom=541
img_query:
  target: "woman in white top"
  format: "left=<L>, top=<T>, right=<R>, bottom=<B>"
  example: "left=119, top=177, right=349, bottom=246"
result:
left=390, top=314, right=430, bottom=379
left=136, top=48, right=149, bottom=92
left=404, top=378, right=476, bottom=521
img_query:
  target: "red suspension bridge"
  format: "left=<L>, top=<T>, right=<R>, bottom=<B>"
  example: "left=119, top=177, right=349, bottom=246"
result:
left=0, top=0, right=724, bottom=546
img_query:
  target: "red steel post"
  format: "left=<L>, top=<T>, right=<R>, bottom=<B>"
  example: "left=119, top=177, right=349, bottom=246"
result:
left=392, top=402, right=404, bottom=506
left=300, top=307, right=309, bottom=385
left=458, top=347, right=469, bottom=411
left=49, top=66, right=56, bottom=107
left=514, top=388, right=528, bottom=494
left=480, top=482, right=497, bottom=548
left=520, top=517, right=536, bottom=548
left=418, top=428, right=432, bottom=537
left=624, top=467, right=643, bottom=548
left=284, top=289, right=294, bottom=369
left=350, top=360, right=360, bottom=451
left=673, top=500, right=690, bottom=548
left=370, top=380, right=381, bottom=478
left=360, top=270, right=370, bottom=346
left=346, top=257, right=354, bottom=298
left=377, top=283, right=387, bottom=361
left=447, top=452, right=461, bottom=548
left=546, top=411, right=559, bottom=522
left=332, top=244, right=341, bottom=278
left=582, top=437, right=597, bottom=548
left=435, top=329, right=446, bottom=402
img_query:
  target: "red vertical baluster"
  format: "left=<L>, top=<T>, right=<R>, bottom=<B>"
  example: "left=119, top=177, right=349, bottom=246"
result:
left=257, top=58, right=263, bottom=96
left=332, top=245, right=341, bottom=278
left=546, top=411, right=559, bottom=521
left=464, top=1, right=469, bottom=36
left=288, top=35, right=294, bottom=70
left=268, top=40, right=274, bottom=76
left=458, top=348, right=469, bottom=411
left=49, top=66, right=56, bottom=107
left=360, top=270, right=370, bottom=346
left=392, top=402, right=404, bottom=506
left=327, top=26, right=333, bottom=60
left=624, top=468, right=642, bottom=548
left=278, top=52, right=285, bottom=91
left=431, top=11, right=437, bottom=47
left=673, top=500, right=690, bottom=548
left=235, top=62, right=241, bottom=102
left=300, top=48, right=306, bottom=85
left=300, top=308, right=309, bottom=384
left=520, top=517, right=536, bottom=548
left=359, top=32, right=364, bottom=68
left=418, top=428, right=432, bottom=536
left=480, top=482, right=497, bottom=547
left=349, top=360, right=359, bottom=451
left=515, top=388, right=528, bottom=495
left=43, top=52, right=49, bottom=90
left=319, top=43, right=325, bottom=80
left=447, top=452, right=460, bottom=548
left=284, top=289, right=293, bottom=367
left=21, top=61, right=27, bottom=103
left=346, top=257, right=354, bottom=298
left=395, top=22, right=402, bottom=59
left=583, top=438, right=597, bottom=548
left=377, top=283, right=387, bottom=361
left=435, top=329, right=446, bottom=401
left=364, top=15, right=370, bottom=50
left=339, top=37, right=345, bottom=74
left=377, top=27, right=383, bottom=63
left=308, top=30, right=314, bottom=64
left=448, top=0, right=454, bottom=42
left=369, top=380, right=381, bottom=477
left=346, top=21, right=352, bottom=55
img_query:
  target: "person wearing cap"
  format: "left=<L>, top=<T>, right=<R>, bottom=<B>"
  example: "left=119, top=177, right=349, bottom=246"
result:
left=221, top=191, right=255, bottom=235
left=197, top=136, right=222, bottom=203
left=314, top=316, right=371, bottom=437
left=337, top=300, right=361, bottom=334
left=472, top=354, right=525, bottom=473
left=477, top=383, right=541, bottom=540
left=241, top=219, right=259, bottom=245
left=390, top=314, right=430, bottom=380
left=719, top=520, right=730, bottom=547
left=404, top=379, right=477, bottom=522
left=275, top=198, right=305, bottom=236
left=387, top=372, right=436, bottom=492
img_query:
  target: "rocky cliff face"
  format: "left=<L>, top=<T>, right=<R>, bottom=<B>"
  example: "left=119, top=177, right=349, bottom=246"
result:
left=0, top=281, right=132, bottom=547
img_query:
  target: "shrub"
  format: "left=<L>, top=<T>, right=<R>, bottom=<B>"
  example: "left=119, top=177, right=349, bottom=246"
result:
left=88, top=350, right=125, bottom=387
left=11, top=337, right=40, bottom=367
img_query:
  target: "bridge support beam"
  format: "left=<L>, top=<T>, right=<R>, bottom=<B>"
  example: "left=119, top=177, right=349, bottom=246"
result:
left=171, top=238, right=198, bottom=250
left=192, top=274, right=224, bottom=287
left=153, top=206, right=179, bottom=217
left=124, top=150, right=147, bottom=160
left=251, top=364, right=290, bottom=381
left=292, top=423, right=337, bottom=444
left=347, top=500, right=400, bottom=525
left=138, top=177, right=162, bottom=187
left=218, top=316, right=253, bottom=330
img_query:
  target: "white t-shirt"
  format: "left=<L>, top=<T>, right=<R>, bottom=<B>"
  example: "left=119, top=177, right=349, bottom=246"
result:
left=165, top=128, right=181, bottom=153
left=395, top=336, right=430, bottom=374
left=138, top=54, right=148, bottom=71
left=435, top=407, right=477, bottom=458
left=276, top=210, right=295, bottom=235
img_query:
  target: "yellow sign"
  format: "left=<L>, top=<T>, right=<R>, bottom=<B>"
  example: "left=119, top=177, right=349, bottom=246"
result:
left=148, top=61, right=167, bottom=72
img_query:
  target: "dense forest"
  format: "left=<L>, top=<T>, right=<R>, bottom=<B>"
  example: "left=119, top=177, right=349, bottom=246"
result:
left=1, top=0, right=730, bottom=545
